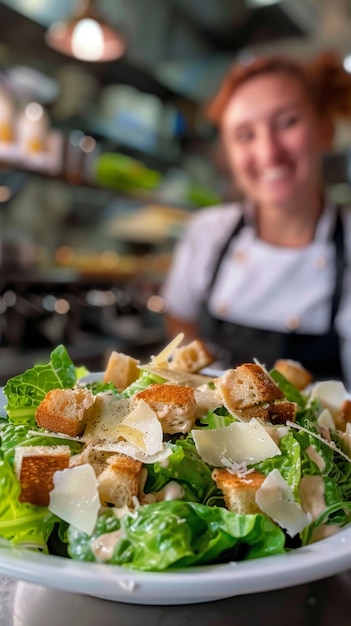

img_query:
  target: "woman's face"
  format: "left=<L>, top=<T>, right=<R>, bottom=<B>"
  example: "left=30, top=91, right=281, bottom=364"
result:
left=221, top=71, right=331, bottom=211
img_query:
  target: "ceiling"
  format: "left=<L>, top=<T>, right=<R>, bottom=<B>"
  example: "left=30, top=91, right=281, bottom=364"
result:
left=0, top=0, right=350, bottom=102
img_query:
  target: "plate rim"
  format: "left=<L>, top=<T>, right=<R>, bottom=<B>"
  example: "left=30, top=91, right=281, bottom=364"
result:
left=0, top=524, right=350, bottom=604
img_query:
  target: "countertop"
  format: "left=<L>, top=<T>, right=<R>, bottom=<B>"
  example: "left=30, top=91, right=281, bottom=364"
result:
left=1, top=571, right=351, bottom=626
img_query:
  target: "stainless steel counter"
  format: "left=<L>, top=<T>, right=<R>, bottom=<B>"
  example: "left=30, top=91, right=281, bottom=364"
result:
left=1, top=571, right=351, bottom=626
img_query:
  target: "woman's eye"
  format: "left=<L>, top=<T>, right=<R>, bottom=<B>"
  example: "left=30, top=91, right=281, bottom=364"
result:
left=233, top=129, right=254, bottom=143
left=276, top=115, right=299, bottom=130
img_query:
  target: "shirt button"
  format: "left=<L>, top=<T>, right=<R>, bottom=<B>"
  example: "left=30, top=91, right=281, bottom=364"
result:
left=285, top=315, right=300, bottom=330
left=216, top=303, right=229, bottom=316
left=313, top=255, right=327, bottom=269
left=233, top=250, right=248, bottom=263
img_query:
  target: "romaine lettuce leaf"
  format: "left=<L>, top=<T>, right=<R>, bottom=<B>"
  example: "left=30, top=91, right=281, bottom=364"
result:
left=68, top=510, right=121, bottom=563
left=197, top=407, right=236, bottom=429
left=68, top=501, right=286, bottom=570
left=0, top=421, right=82, bottom=464
left=296, top=398, right=324, bottom=426
left=302, top=500, right=351, bottom=545
left=253, top=431, right=301, bottom=496
left=290, top=419, right=351, bottom=541
left=4, top=345, right=77, bottom=426
left=292, top=419, right=334, bottom=477
left=144, top=436, right=215, bottom=503
left=269, top=369, right=307, bottom=408
left=121, top=370, right=167, bottom=398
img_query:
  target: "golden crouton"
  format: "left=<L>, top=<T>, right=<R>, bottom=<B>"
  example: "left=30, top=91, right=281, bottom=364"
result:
left=214, top=363, right=284, bottom=423
left=274, top=359, right=313, bottom=390
left=334, top=398, right=351, bottom=431
left=35, top=387, right=95, bottom=437
left=103, top=351, right=140, bottom=392
left=97, top=453, right=142, bottom=508
left=133, top=383, right=197, bottom=434
left=268, top=400, right=297, bottom=424
left=14, top=445, right=71, bottom=506
left=169, top=340, right=215, bottom=373
left=212, top=468, right=266, bottom=514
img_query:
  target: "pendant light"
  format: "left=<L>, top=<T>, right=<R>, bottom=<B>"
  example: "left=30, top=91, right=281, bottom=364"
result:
left=45, top=0, right=126, bottom=62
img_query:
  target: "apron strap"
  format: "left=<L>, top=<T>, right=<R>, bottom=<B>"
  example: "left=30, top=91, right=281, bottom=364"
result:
left=331, top=210, right=345, bottom=324
left=206, top=214, right=245, bottom=292
left=206, top=207, right=345, bottom=325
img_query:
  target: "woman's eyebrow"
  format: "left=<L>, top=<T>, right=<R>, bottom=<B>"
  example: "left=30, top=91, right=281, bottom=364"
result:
left=230, top=103, right=300, bottom=128
left=274, top=103, right=299, bottom=115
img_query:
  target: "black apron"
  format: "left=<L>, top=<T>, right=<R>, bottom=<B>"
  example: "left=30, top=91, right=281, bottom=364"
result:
left=198, top=212, right=345, bottom=380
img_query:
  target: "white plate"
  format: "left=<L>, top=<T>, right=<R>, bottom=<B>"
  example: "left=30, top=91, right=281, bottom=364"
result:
left=1, top=383, right=351, bottom=605
left=0, top=528, right=350, bottom=605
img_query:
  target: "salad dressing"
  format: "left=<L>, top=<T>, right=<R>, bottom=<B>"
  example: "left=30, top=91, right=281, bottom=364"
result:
left=305, top=445, right=326, bottom=472
left=310, top=524, right=340, bottom=542
left=298, top=475, right=326, bottom=520
left=92, top=529, right=124, bottom=562
left=142, top=480, right=185, bottom=504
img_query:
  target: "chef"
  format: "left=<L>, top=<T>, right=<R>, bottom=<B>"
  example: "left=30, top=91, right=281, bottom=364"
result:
left=161, top=52, right=351, bottom=387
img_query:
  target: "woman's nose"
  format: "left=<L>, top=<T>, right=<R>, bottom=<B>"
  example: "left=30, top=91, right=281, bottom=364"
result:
left=256, top=128, right=282, bottom=163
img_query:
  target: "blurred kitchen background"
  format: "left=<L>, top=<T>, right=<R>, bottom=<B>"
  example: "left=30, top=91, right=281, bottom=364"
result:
left=0, top=0, right=351, bottom=382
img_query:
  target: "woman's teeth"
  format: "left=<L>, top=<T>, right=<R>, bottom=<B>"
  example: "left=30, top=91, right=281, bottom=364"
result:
left=261, top=167, right=290, bottom=181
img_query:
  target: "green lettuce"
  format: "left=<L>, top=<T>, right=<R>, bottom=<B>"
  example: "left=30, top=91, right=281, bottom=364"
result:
left=253, top=431, right=301, bottom=496
left=120, top=370, right=167, bottom=398
left=4, top=345, right=77, bottom=426
left=269, top=369, right=323, bottom=425
left=269, top=369, right=307, bottom=408
left=0, top=421, right=82, bottom=465
left=291, top=419, right=351, bottom=541
left=68, top=501, right=286, bottom=571
left=197, top=407, right=236, bottom=429
left=144, top=436, right=216, bottom=503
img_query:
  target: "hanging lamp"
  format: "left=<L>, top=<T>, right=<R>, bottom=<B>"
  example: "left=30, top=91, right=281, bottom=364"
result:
left=45, top=0, right=126, bottom=62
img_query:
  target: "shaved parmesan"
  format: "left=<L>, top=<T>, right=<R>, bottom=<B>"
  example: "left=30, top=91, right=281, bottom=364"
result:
left=116, top=399, right=163, bottom=455
left=49, top=464, right=100, bottom=535
left=83, top=393, right=131, bottom=442
left=191, top=418, right=281, bottom=467
left=255, top=469, right=311, bottom=537
left=92, top=440, right=172, bottom=464
left=149, top=333, right=184, bottom=366
left=143, top=365, right=214, bottom=388
left=27, top=430, right=82, bottom=442
left=317, top=408, right=335, bottom=430
left=309, top=380, right=347, bottom=413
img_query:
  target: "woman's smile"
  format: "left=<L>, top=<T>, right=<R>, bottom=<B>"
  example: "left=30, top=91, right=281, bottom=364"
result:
left=259, top=165, right=292, bottom=182
left=221, top=72, right=327, bottom=211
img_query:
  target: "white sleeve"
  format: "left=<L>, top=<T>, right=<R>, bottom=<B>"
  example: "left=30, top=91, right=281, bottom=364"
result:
left=161, top=216, right=205, bottom=321
left=340, top=338, right=351, bottom=391
left=161, top=204, right=242, bottom=321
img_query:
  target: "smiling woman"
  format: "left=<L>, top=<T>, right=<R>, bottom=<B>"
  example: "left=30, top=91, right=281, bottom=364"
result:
left=161, top=51, right=351, bottom=389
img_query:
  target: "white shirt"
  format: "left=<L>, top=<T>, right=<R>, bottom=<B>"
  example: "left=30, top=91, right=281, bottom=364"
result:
left=162, top=201, right=351, bottom=388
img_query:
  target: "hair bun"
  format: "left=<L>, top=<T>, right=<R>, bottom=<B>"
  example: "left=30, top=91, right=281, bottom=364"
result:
left=306, top=51, right=351, bottom=118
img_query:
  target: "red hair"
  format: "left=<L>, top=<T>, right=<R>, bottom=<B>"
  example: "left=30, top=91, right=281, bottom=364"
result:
left=206, top=51, right=351, bottom=126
